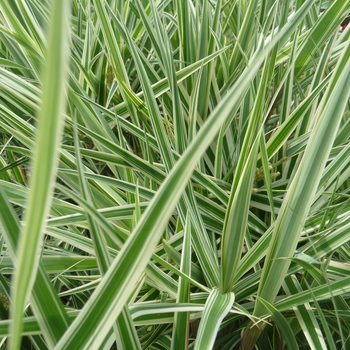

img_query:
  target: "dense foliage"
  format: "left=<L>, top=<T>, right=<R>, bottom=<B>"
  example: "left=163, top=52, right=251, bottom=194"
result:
left=0, top=0, right=350, bottom=349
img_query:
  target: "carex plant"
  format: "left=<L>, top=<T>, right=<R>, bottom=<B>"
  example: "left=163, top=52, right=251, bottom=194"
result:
left=0, top=0, right=350, bottom=349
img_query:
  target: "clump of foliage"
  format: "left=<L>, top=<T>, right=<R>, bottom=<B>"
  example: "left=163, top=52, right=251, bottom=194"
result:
left=0, top=0, right=350, bottom=349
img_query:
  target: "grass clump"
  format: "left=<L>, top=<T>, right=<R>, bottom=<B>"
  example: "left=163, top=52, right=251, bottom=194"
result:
left=0, top=0, right=350, bottom=349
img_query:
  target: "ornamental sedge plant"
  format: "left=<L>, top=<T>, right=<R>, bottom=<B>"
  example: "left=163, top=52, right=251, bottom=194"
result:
left=0, top=1, right=350, bottom=349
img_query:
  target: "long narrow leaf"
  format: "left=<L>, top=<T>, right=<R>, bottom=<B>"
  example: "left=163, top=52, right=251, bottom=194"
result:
left=10, top=2, right=71, bottom=349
